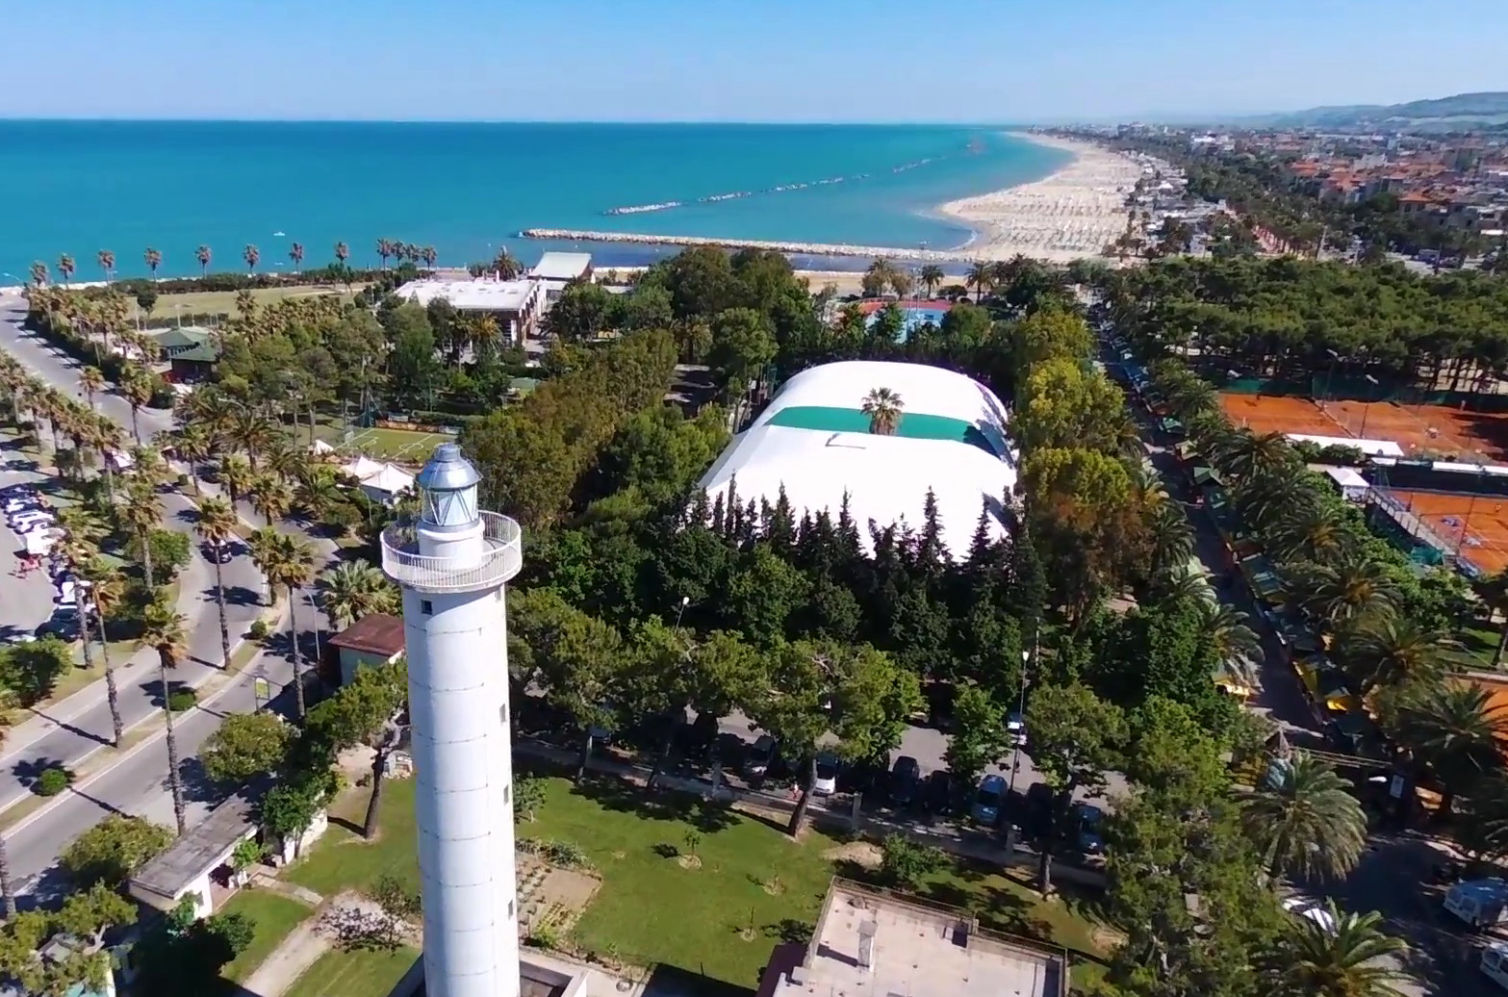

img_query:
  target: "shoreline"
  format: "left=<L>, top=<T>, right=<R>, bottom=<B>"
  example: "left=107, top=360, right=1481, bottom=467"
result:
left=932, top=132, right=1142, bottom=262
left=522, top=132, right=1141, bottom=266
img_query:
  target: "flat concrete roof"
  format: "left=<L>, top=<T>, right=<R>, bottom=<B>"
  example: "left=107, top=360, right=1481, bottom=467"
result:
left=766, top=879, right=1067, bottom=997
left=129, top=785, right=263, bottom=903
left=394, top=278, right=538, bottom=312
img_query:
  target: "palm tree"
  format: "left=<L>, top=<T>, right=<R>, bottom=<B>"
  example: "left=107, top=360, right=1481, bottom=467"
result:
left=252, top=473, right=294, bottom=527
left=176, top=423, right=210, bottom=495
left=1195, top=600, right=1263, bottom=683
left=229, top=411, right=276, bottom=468
left=260, top=534, right=316, bottom=720
left=317, top=561, right=398, bottom=630
left=243, top=244, right=260, bottom=272
left=119, top=475, right=164, bottom=589
left=196, top=497, right=240, bottom=670
left=1146, top=500, right=1195, bottom=583
left=29, top=261, right=48, bottom=286
left=221, top=452, right=255, bottom=510
left=57, top=254, right=75, bottom=284
left=196, top=245, right=212, bottom=276
left=376, top=238, right=392, bottom=270
left=1476, top=571, right=1508, bottom=668
left=144, top=247, right=162, bottom=277
left=861, top=387, right=904, bottom=435
left=288, top=242, right=304, bottom=274
left=965, top=261, right=994, bottom=302
left=1272, top=502, right=1351, bottom=564
left=1389, top=683, right=1508, bottom=812
left=1242, top=753, right=1366, bottom=881
left=78, top=366, right=105, bottom=411
left=918, top=264, right=945, bottom=298
left=0, top=833, right=14, bottom=917
left=421, top=245, right=438, bottom=269
left=80, top=559, right=127, bottom=746
left=96, top=250, right=115, bottom=281
left=1263, top=902, right=1414, bottom=997
left=334, top=241, right=349, bottom=266
left=137, top=597, right=189, bottom=835
left=1302, top=551, right=1399, bottom=628
left=1215, top=429, right=1296, bottom=480
left=120, top=367, right=154, bottom=443
left=1340, top=615, right=1460, bottom=696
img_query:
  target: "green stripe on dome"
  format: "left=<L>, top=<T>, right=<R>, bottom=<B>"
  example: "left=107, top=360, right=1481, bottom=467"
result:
left=766, top=405, right=1001, bottom=457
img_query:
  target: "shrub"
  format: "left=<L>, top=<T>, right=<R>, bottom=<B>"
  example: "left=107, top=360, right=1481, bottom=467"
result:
left=248, top=620, right=270, bottom=641
left=60, top=814, right=174, bottom=887
left=518, top=837, right=593, bottom=871
left=526, top=923, right=559, bottom=950
left=879, top=834, right=946, bottom=889
left=35, top=766, right=71, bottom=796
left=168, top=689, right=197, bottom=712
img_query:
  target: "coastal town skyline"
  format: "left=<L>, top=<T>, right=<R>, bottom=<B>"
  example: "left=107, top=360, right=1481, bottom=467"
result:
left=1, top=0, right=1503, bottom=122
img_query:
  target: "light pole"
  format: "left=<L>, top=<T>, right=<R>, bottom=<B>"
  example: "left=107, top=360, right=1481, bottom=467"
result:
left=1324, top=348, right=1340, bottom=405
left=1003, top=644, right=1033, bottom=856
left=1358, top=373, right=1380, bottom=440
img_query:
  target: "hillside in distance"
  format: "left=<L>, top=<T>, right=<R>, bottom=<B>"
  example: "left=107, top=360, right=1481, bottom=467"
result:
left=1237, top=91, right=1508, bottom=131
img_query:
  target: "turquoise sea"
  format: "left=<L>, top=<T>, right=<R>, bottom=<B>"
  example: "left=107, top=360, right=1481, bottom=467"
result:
left=0, top=121, right=1070, bottom=281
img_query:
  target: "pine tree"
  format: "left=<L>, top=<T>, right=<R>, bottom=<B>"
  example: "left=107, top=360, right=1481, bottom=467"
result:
left=711, top=493, right=727, bottom=537
left=917, top=488, right=948, bottom=575
left=1010, top=518, right=1047, bottom=646
left=769, top=486, right=796, bottom=550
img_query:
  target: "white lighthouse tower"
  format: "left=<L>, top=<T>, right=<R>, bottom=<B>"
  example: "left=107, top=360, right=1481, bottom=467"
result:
left=381, top=443, right=524, bottom=997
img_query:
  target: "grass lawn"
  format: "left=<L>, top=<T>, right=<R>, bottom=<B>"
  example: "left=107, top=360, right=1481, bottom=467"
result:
left=131, top=283, right=364, bottom=324
left=283, top=945, right=418, bottom=997
left=286, top=769, right=1112, bottom=992
left=338, top=426, right=453, bottom=465
left=1461, top=622, right=1503, bottom=670
left=214, top=889, right=316, bottom=986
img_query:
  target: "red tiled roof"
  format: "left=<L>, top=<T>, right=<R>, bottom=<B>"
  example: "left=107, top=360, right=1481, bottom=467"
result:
left=328, top=613, right=405, bottom=657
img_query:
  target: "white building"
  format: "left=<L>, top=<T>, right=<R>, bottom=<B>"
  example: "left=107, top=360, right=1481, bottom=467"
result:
left=393, top=278, right=544, bottom=344
left=380, top=444, right=525, bottom=997
left=759, top=879, right=1068, bottom=997
left=697, top=361, right=1017, bottom=556
left=528, top=251, right=594, bottom=305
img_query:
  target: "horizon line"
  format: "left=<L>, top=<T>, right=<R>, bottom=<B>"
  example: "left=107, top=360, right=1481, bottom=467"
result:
left=0, top=115, right=1065, bottom=127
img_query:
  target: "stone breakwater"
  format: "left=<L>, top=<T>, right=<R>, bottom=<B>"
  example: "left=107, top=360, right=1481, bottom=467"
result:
left=519, top=229, right=981, bottom=263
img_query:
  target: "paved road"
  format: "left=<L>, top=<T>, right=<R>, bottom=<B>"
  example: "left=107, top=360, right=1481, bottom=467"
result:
left=0, top=291, right=341, bottom=901
left=0, top=452, right=63, bottom=642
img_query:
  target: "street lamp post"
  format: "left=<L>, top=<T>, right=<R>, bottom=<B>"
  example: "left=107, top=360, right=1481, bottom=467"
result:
left=1004, top=638, right=1036, bottom=855
left=1358, top=374, right=1380, bottom=440
left=1324, top=349, right=1340, bottom=405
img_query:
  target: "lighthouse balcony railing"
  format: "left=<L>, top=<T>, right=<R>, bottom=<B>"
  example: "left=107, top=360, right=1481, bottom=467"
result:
left=380, top=511, right=523, bottom=593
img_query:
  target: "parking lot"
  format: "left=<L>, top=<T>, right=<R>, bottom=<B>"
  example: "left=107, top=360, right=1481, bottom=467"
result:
left=0, top=438, right=74, bottom=647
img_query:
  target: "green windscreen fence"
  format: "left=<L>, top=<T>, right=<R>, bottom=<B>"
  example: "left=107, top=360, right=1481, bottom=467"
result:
left=765, top=405, right=1002, bottom=457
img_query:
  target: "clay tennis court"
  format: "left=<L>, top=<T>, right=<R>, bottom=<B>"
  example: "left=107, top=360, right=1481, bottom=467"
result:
left=1220, top=393, right=1508, bottom=463
left=1378, top=488, right=1508, bottom=575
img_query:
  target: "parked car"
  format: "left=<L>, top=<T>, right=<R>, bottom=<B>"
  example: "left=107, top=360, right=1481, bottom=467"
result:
left=202, top=540, right=235, bottom=564
left=1006, top=711, right=1027, bottom=747
left=971, top=774, right=1006, bottom=825
left=836, top=756, right=887, bottom=796
left=1072, top=802, right=1104, bottom=854
left=889, top=756, right=922, bottom=806
left=743, top=735, right=777, bottom=780
left=1024, top=781, right=1054, bottom=838
left=813, top=751, right=840, bottom=796
left=923, top=770, right=954, bottom=814
left=39, top=607, right=82, bottom=642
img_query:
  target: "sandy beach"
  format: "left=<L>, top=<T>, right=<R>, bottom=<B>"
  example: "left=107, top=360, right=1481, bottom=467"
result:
left=524, top=133, right=1142, bottom=268
left=936, top=132, right=1142, bottom=263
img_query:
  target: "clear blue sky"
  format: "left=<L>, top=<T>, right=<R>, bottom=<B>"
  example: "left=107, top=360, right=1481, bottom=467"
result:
left=2, top=0, right=1503, bottom=122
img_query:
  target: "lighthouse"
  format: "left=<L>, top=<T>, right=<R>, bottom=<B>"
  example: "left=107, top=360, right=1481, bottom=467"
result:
left=381, top=443, right=524, bottom=997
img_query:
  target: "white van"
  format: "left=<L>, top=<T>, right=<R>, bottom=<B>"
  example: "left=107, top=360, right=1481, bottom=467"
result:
left=1482, top=941, right=1508, bottom=991
left=1445, top=878, right=1508, bottom=929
